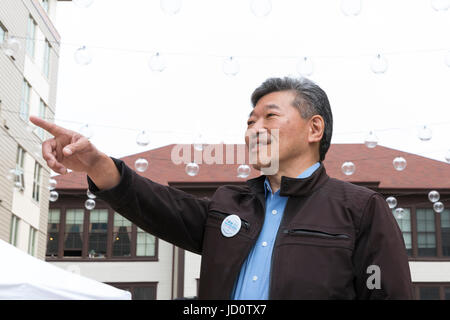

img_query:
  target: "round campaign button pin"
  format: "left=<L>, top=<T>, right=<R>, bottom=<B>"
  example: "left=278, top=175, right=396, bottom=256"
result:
left=221, top=214, right=242, bottom=238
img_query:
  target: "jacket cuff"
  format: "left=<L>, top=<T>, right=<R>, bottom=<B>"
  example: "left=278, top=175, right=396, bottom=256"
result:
left=87, top=157, right=133, bottom=207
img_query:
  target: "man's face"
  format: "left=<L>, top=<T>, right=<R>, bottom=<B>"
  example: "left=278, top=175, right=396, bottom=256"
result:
left=245, top=90, right=312, bottom=172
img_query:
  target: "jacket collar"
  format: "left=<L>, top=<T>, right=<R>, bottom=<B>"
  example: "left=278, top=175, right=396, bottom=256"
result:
left=246, top=162, right=329, bottom=197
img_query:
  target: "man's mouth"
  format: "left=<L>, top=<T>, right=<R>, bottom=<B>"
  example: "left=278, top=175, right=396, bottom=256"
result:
left=250, top=139, right=271, bottom=152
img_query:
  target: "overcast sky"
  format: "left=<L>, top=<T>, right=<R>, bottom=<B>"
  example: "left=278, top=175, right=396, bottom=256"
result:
left=52, top=0, right=450, bottom=165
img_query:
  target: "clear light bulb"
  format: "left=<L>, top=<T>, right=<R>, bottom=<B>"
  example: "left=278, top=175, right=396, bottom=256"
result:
left=87, top=189, right=97, bottom=199
left=393, top=157, right=407, bottom=171
left=433, top=201, right=445, bottom=213
left=48, top=178, right=57, bottom=190
left=341, top=161, right=355, bottom=175
left=386, top=196, right=397, bottom=209
left=185, top=162, right=199, bottom=176
left=445, top=149, right=450, bottom=163
left=6, top=169, right=18, bottom=181
left=148, top=52, right=166, bottom=72
left=370, top=54, right=388, bottom=74
left=428, top=190, right=440, bottom=203
left=160, top=0, right=182, bottom=15
left=418, top=125, right=432, bottom=141
left=85, top=199, right=96, bottom=210
left=431, top=0, right=450, bottom=11
left=341, top=0, right=362, bottom=16
left=297, top=57, right=314, bottom=76
left=79, top=124, right=93, bottom=139
left=1, top=37, right=21, bottom=57
left=445, top=51, right=450, bottom=67
left=193, top=133, right=205, bottom=151
left=237, top=164, right=251, bottom=178
left=74, top=46, right=93, bottom=65
left=394, top=208, right=405, bottom=219
left=49, top=190, right=59, bottom=202
left=223, top=56, right=240, bottom=76
left=250, top=0, right=272, bottom=17
left=364, top=130, right=378, bottom=148
left=73, top=0, right=94, bottom=8
left=134, top=158, right=149, bottom=172
left=136, top=130, right=151, bottom=147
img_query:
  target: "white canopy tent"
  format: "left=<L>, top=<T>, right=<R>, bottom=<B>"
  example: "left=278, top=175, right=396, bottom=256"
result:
left=0, top=239, right=131, bottom=300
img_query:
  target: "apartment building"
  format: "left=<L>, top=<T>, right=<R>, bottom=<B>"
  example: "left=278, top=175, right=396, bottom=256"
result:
left=49, top=143, right=450, bottom=299
left=0, top=0, right=66, bottom=259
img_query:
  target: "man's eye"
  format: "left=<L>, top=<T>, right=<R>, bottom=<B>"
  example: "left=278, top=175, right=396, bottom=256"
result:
left=267, top=113, right=276, bottom=118
left=247, top=121, right=254, bottom=126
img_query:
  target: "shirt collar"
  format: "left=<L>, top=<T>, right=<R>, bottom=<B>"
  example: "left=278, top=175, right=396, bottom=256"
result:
left=263, top=162, right=321, bottom=198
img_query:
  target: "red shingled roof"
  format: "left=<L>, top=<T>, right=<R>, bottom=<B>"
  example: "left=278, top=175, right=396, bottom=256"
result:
left=54, top=144, right=450, bottom=191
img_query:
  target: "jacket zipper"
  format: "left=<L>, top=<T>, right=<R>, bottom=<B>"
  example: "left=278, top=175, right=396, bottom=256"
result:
left=283, top=229, right=350, bottom=239
left=209, top=210, right=250, bottom=230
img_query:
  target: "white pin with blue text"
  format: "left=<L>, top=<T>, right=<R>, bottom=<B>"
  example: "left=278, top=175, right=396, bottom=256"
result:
left=221, top=214, right=241, bottom=238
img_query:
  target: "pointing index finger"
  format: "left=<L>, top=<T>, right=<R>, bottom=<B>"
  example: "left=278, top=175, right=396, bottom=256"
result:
left=29, top=115, right=67, bottom=136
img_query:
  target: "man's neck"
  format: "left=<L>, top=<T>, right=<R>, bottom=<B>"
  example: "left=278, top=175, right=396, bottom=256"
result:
left=265, top=157, right=319, bottom=194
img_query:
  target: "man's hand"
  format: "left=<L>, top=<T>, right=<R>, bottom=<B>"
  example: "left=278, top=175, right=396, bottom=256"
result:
left=29, top=116, right=120, bottom=190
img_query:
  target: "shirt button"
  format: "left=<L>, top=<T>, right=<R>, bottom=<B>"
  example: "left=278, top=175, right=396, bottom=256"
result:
left=262, top=241, right=268, bottom=247
left=252, top=276, right=258, bottom=281
left=272, top=209, right=277, bottom=215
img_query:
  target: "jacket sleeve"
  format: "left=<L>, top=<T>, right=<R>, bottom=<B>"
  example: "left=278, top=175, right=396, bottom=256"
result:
left=87, top=157, right=210, bottom=254
left=352, top=193, right=414, bottom=299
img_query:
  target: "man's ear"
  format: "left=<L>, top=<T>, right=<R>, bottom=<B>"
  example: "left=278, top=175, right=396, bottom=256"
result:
left=308, top=115, right=324, bottom=143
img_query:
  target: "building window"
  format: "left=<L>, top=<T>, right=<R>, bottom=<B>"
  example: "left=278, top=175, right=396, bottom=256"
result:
left=32, top=162, right=42, bottom=202
left=0, top=22, right=6, bottom=44
left=46, top=207, right=158, bottom=261
left=15, top=146, right=26, bottom=190
left=441, top=209, right=450, bottom=257
left=20, top=80, right=31, bottom=121
left=64, top=209, right=84, bottom=257
left=37, top=100, right=47, bottom=140
left=46, top=209, right=60, bottom=257
left=419, top=286, right=440, bottom=300
left=445, top=287, right=450, bottom=300
left=88, top=209, right=108, bottom=258
left=136, top=228, right=155, bottom=257
left=416, top=208, right=437, bottom=257
left=41, top=0, right=50, bottom=13
left=26, top=16, right=36, bottom=58
left=113, top=213, right=132, bottom=257
left=107, top=282, right=157, bottom=300
left=136, top=227, right=156, bottom=256
left=9, top=215, right=19, bottom=246
left=28, top=227, right=37, bottom=256
left=392, top=208, right=412, bottom=256
left=42, top=40, right=51, bottom=78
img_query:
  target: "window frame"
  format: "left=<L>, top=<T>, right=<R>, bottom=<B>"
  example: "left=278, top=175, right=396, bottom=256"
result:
left=105, top=282, right=158, bottom=300
left=32, top=161, right=42, bottom=202
left=26, top=15, right=37, bottom=59
left=413, top=282, right=450, bottom=300
left=42, top=39, right=51, bottom=79
left=41, top=0, right=50, bottom=14
left=47, top=199, right=158, bottom=262
left=46, top=208, right=60, bottom=258
left=15, top=146, right=26, bottom=191
left=9, top=215, right=19, bottom=246
left=383, top=191, right=450, bottom=261
left=28, top=226, right=37, bottom=256
left=0, top=21, right=7, bottom=45
left=20, top=79, right=31, bottom=122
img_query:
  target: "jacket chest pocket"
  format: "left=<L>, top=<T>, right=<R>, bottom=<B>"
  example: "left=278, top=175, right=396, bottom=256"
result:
left=280, top=226, right=354, bottom=251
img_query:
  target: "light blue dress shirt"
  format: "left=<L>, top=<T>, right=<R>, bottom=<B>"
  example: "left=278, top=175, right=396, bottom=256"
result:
left=231, top=162, right=321, bottom=300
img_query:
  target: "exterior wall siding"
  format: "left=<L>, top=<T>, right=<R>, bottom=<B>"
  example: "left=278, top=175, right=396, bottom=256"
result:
left=0, top=0, right=61, bottom=260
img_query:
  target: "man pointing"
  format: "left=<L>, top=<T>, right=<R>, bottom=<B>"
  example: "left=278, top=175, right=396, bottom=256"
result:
left=30, top=77, right=413, bottom=299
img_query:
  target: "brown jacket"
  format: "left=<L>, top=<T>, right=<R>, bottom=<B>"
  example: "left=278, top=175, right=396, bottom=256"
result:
left=88, top=158, right=413, bottom=299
